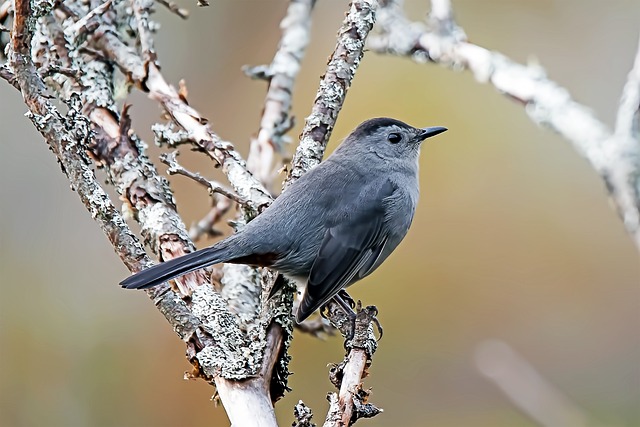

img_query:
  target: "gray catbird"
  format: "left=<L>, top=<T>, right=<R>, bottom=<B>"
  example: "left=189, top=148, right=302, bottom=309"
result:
left=121, top=117, right=447, bottom=322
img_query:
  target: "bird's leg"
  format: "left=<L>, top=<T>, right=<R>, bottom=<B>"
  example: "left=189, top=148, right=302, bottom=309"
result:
left=320, top=293, right=357, bottom=339
left=334, top=292, right=383, bottom=339
left=337, top=289, right=356, bottom=309
left=333, top=292, right=357, bottom=319
left=320, top=292, right=383, bottom=341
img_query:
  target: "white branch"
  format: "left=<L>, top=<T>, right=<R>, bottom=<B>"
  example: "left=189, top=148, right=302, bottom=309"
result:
left=370, top=0, right=640, bottom=249
left=615, top=33, right=640, bottom=138
left=245, top=0, right=316, bottom=186
left=476, top=340, right=589, bottom=427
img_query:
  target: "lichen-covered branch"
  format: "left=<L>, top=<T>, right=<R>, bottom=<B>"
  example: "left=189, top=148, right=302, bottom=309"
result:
left=5, top=0, right=386, bottom=424
left=5, top=0, right=210, bottom=352
left=322, top=302, right=382, bottom=426
left=370, top=0, right=640, bottom=248
left=286, top=0, right=379, bottom=184
left=91, top=3, right=272, bottom=215
left=4, top=0, right=291, bottom=424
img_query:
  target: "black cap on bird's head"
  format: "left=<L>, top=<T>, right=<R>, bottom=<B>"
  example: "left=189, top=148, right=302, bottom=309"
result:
left=343, top=117, right=447, bottom=159
left=350, top=117, right=446, bottom=143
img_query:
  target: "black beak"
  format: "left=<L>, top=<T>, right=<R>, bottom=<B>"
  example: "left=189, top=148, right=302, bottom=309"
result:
left=417, top=126, right=448, bottom=142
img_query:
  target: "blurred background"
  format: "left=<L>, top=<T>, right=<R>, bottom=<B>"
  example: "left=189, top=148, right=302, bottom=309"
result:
left=1, top=0, right=639, bottom=426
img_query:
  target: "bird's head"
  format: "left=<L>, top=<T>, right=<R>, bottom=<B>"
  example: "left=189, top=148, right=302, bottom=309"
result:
left=340, top=117, right=447, bottom=163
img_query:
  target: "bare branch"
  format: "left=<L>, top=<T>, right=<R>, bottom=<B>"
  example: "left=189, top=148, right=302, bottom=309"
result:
left=161, top=151, right=250, bottom=206
left=429, top=0, right=452, bottom=21
left=7, top=0, right=211, bottom=353
left=615, top=33, right=640, bottom=139
left=38, top=12, right=210, bottom=299
left=286, top=0, right=379, bottom=185
left=370, top=0, right=640, bottom=248
left=154, top=0, right=189, bottom=19
left=0, top=64, right=18, bottom=89
left=212, top=323, right=283, bottom=427
left=10, top=6, right=287, bottom=421
left=92, top=2, right=273, bottom=214
left=245, top=0, right=316, bottom=185
left=476, top=340, right=589, bottom=427
left=252, top=1, right=387, bottom=421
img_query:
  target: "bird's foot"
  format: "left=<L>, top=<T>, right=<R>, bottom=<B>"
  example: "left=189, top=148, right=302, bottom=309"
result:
left=343, top=302, right=382, bottom=355
left=337, top=289, right=356, bottom=309
left=321, top=296, right=383, bottom=344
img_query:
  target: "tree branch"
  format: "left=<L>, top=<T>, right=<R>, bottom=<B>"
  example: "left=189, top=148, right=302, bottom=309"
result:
left=321, top=303, right=382, bottom=426
left=370, top=0, right=640, bottom=249
left=161, top=151, right=250, bottom=206
left=5, top=0, right=292, bottom=424
left=475, top=340, right=589, bottom=427
left=92, top=1, right=272, bottom=215
left=6, top=0, right=211, bottom=354
left=615, top=34, right=640, bottom=139
left=286, top=0, right=379, bottom=185
left=245, top=0, right=316, bottom=186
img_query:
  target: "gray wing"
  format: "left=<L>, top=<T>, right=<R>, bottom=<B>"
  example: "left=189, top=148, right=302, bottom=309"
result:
left=295, top=180, right=395, bottom=322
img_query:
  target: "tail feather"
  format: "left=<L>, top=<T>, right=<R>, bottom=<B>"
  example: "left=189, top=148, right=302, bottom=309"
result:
left=120, top=245, right=228, bottom=290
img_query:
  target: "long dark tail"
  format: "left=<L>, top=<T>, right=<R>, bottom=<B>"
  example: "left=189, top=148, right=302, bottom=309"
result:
left=120, top=242, right=236, bottom=290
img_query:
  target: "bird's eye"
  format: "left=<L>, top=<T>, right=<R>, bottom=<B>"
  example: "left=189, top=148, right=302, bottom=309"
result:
left=387, top=132, right=401, bottom=144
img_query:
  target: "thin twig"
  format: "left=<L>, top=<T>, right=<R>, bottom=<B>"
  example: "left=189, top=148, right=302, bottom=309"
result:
left=154, top=0, right=188, bottom=19
left=293, top=401, right=316, bottom=427
left=189, top=197, right=232, bottom=242
left=0, top=64, right=18, bottom=89
left=160, top=151, right=249, bottom=206
left=39, top=63, right=79, bottom=79
left=92, top=4, right=272, bottom=214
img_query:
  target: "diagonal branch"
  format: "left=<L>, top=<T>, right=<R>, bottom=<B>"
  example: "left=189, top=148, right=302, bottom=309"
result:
left=370, top=0, right=640, bottom=248
left=615, top=33, right=640, bottom=139
left=92, top=3, right=272, bottom=215
left=476, top=340, right=590, bottom=427
left=160, top=151, right=249, bottom=206
left=6, top=0, right=210, bottom=353
left=286, top=0, right=379, bottom=185
left=268, top=1, right=385, bottom=423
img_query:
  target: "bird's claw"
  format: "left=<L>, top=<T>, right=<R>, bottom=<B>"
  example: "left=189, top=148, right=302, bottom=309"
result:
left=338, top=289, right=356, bottom=309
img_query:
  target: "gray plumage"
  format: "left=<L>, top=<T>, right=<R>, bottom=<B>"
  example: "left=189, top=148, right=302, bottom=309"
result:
left=120, top=117, right=447, bottom=322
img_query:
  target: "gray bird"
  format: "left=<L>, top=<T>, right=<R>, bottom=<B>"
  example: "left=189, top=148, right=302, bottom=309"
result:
left=120, top=118, right=447, bottom=322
